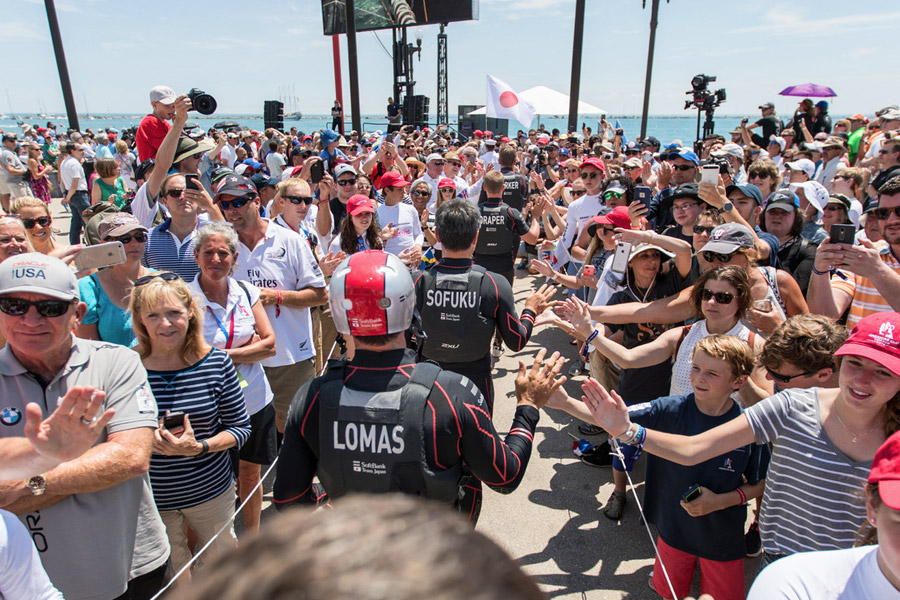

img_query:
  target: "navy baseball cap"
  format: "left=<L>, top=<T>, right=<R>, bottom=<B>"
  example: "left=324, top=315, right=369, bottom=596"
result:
left=726, top=183, right=764, bottom=206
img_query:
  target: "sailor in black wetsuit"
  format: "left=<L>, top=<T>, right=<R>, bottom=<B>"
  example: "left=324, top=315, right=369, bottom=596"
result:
left=273, top=250, right=566, bottom=523
left=473, top=170, right=540, bottom=284
left=414, top=198, right=556, bottom=412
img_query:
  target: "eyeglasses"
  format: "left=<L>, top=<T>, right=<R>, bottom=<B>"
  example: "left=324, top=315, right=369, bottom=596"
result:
left=283, top=195, right=313, bottom=205
left=672, top=202, right=698, bottom=212
left=748, top=171, right=770, bottom=179
left=700, top=289, right=734, bottom=304
left=580, top=171, right=602, bottom=180
left=765, top=367, right=817, bottom=384
left=571, top=189, right=587, bottom=197
left=165, top=188, right=186, bottom=198
left=565, top=167, right=580, bottom=173
left=692, top=225, right=715, bottom=235
left=873, top=206, right=900, bottom=220
left=672, top=164, right=696, bottom=172
left=0, top=297, right=75, bottom=318
left=217, top=196, right=252, bottom=211
left=413, top=190, right=430, bottom=197
left=111, top=232, right=147, bottom=244
left=134, top=272, right=181, bottom=287
left=21, top=216, right=52, bottom=229
left=336, top=179, right=357, bottom=187
left=701, top=250, right=738, bottom=263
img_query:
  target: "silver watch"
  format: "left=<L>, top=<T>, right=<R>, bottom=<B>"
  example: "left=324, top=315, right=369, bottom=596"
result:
left=26, top=474, right=47, bottom=496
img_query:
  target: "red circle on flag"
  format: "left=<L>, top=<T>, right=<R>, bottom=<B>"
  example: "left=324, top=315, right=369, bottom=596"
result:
left=499, top=91, right=518, bottom=108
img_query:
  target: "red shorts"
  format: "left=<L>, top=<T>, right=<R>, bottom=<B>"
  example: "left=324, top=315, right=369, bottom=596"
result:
left=650, top=537, right=745, bottom=600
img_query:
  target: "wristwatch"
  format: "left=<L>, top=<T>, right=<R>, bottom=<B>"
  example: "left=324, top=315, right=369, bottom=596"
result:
left=26, top=474, right=47, bottom=496
left=721, top=201, right=733, bottom=213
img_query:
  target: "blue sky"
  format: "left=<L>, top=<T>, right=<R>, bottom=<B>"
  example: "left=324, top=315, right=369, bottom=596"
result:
left=4, top=0, right=898, bottom=117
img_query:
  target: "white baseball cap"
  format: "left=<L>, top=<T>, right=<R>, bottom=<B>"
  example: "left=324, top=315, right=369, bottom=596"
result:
left=0, top=253, right=78, bottom=301
left=149, top=85, right=177, bottom=105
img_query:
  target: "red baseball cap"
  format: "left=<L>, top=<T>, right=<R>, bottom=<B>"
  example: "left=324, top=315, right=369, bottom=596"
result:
left=580, top=157, right=607, bottom=174
left=587, top=206, right=632, bottom=236
left=473, top=130, right=484, bottom=138
left=347, top=194, right=375, bottom=216
left=501, top=136, right=510, bottom=143
left=438, top=177, right=456, bottom=190
left=484, top=130, right=492, bottom=137
left=378, top=171, right=410, bottom=190
left=835, top=312, right=900, bottom=376
left=869, top=430, right=900, bottom=509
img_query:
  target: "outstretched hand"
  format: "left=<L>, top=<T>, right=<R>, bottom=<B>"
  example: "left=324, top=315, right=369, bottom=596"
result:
left=515, top=348, right=567, bottom=409
left=557, top=296, right=594, bottom=340
left=580, top=378, right=631, bottom=437
left=524, top=283, right=557, bottom=315
left=25, top=386, right=115, bottom=462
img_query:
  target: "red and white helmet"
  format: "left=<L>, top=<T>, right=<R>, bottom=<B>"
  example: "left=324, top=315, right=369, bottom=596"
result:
left=329, top=250, right=415, bottom=336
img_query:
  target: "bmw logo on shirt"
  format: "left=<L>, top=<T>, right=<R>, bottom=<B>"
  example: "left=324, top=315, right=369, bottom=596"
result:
left=1, top=407, right=22, bottom=426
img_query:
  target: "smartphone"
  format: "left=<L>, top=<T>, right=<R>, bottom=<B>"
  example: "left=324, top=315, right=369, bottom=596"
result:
left=309, top=160, right=325, bottom=184
left=830, top=223, right=856, bottom=245
left=73, top=241, right=126, bottom=271
left=582, top=265, right=596, bottom=278
left=753, top=299, right=773, bottom=312
left=682, top=484, right=703, bottom=503
left=185, top=174, right=200, bottom=190
left=163, top=411, right=185, bottom=430
left=634, top=186, right=652, bottom=209
left=701, top=164, right=720, bottom=185
left=610, top=241, right=632, bottom=274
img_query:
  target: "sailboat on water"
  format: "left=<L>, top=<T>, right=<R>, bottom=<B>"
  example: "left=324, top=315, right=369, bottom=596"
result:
left=282, top=85, right=302, bottom=120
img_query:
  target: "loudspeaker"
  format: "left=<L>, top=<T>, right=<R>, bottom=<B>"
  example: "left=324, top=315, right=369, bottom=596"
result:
left=263, top=100, right=284, bottom=131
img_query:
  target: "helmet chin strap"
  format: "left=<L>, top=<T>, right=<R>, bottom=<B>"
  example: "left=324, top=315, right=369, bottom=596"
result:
left=409, top=308, right=428, bottom=363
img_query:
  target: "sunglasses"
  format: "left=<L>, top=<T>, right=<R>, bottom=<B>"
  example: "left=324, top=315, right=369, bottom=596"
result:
left=22, top=216, right=52, bottom=229
left=625, top=165, right=641, bottom=171
left=823, top=204, right=845, bottom=212
left=283, top=195, right=313, bottom=205
left=672, top=164, right=696, bottom=172
left=748, top=171, right=769, bottom=179
left=600, top=226, right=616, bottom=235
left=873, top=206, right=900, bottom=220
left=111, top=232, right=147, bottom=244
left=135, top=272, right=181, bottom=287
left=603, top=191, right=623, bottom=200
left=336, top=179, right=357, bottom=187
left=701, top=250, right=738, bottom=263
left=571, top=189, right=587, bottom=197
left=217, top=196, right=252, bottom=211
left=0, top=297, right=74, bottom=318
left=430, top=161, right=444, bottom=167
left=692, top=225, right=715, bottom=235
left=165, top=188, right=186, bottom=198
left=413, top=190, right=430, bottom=197
left=700, top=289, right=734, bottom=304
left=580, top=171, right=602, bottom=180
left=439, top=187, right=455, bottom=193
left=765, top=367, right=818, bottom=384
left=833, top=174, right=852, bottom=181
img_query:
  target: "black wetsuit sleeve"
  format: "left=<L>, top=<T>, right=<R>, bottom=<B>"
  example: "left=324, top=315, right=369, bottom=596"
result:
left=272, top=385, right=325, bottom=508
left=485, top=271, right=535, bottom=352
left=430, top=372, right=540, bottom=494
left=508, top=206, right=530, bottom=235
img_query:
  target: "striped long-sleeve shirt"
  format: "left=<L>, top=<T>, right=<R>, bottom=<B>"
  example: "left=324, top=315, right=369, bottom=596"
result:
left=745, top=387, right=872, bottom=556
left=147, top=348, right=251, bottom=511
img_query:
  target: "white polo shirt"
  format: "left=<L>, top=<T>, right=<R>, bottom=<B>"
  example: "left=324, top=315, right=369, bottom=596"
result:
left=233, top=219, right=326, bottom=367
left=376, top=202, right=423, bottom=256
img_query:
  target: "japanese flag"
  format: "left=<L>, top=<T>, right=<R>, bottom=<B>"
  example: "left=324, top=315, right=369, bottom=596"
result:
left=485, top=75, right=535, bottom=129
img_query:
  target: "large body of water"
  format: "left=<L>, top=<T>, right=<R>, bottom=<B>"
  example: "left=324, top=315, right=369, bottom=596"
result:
left=0, top=112, right=824, bottom=147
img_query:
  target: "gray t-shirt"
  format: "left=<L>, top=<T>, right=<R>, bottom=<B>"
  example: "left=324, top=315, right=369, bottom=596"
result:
left=744, top=387, right=871, bottom=556
left=0, top=337, right=169, bottom=600
left=0, top=148, right=26, bottom=184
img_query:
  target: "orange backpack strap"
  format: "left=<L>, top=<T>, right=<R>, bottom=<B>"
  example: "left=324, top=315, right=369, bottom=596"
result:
left=674, top=323, right=695, bottom=360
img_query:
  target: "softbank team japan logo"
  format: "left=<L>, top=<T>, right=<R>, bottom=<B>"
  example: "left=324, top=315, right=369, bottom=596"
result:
left=352, top=460, right=362, bottom=472
left=880, top=322, right=895, bottom=340
left=1, top=407, right=22, bottom=426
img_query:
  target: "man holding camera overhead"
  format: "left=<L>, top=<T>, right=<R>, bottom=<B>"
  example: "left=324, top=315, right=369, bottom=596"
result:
left=136, top=86, right=177, bottom=162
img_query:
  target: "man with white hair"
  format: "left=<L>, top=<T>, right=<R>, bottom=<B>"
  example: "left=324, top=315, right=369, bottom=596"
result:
left=421, top=152, right=446, bottom=211
left=712, top=143, right=747, bottom=185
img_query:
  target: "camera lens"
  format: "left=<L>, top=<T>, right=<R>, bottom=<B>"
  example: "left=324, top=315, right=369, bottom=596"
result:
left=187, top=88, right=217, bottom=116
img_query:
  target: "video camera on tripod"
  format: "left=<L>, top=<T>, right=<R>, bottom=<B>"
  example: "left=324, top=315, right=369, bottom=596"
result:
left=684, top=74, right=726, bottom=153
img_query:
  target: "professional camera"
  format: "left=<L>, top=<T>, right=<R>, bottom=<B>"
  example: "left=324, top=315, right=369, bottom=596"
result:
left=187, top=88, right=217, bottom=115
left=684, top=73, right=727, bottom=151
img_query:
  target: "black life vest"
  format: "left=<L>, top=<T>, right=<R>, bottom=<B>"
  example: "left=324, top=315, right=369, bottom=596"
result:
left=475, top=202, right=515, bottom=256
left=501, top=171, right=527, bottom=212
left=315, top=361, right=463, bottom=505
left=417, top=265, right=496, bottom=363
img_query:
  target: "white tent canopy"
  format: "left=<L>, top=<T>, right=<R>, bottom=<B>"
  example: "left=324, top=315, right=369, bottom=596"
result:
left=467, top=85, right=606, bottom=117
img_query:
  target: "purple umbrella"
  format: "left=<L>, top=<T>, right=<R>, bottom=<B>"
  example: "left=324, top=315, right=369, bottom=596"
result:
left=778, top=83, right=837, bottom=98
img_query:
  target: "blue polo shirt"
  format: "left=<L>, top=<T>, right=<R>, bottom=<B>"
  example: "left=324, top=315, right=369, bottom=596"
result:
left=142, top=218, right=200, bottom=281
